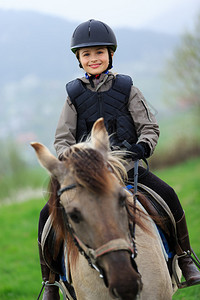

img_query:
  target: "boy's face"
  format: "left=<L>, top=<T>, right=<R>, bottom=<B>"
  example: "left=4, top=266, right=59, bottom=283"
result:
left=79, top=46, right=111, bottom=75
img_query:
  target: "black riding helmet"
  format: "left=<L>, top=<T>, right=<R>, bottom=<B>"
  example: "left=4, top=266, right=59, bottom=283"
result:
left=71, top=19, right=117, bottom=53
left=71, top=19, right=117, bottom=70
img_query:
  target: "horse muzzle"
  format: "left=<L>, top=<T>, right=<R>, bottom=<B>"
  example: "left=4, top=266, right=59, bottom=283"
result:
left=108, top=273, right=142, bottom=300
left=97, top=249, right=143, bottom=300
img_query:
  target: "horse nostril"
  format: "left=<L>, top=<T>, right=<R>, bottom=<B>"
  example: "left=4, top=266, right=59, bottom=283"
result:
left=110, top=287, right=120, bottom=299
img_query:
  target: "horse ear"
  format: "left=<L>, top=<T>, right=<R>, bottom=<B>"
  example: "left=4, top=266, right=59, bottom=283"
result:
left=30, top=142, right=67, bottom=181
left=91, top=118, right=109, bottom=157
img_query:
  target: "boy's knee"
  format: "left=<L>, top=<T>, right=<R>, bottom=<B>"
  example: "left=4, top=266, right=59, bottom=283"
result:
left=39, top=203, right=49, bottom=221
left=166, top=185, right=177, bottom=200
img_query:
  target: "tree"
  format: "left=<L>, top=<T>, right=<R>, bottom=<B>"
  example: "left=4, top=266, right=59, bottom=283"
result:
left=165, top=13, right=200, bottom=109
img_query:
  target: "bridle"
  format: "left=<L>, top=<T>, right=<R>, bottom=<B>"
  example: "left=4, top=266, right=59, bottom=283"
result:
left=57, top=182, right=139, bottom=280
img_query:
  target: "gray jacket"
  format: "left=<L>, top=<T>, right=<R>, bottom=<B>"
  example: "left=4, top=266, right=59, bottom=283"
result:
left=54, top=72, right=160, bottom=168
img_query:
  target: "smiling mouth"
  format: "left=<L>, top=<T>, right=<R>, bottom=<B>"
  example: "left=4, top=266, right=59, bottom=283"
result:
left=89, top=64, right=101, bottom=68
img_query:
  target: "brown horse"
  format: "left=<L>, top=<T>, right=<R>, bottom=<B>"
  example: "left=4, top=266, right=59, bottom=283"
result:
left=32, top=118, right=179, bottom=300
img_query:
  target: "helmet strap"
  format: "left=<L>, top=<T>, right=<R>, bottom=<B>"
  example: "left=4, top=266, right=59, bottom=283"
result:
left=107, top=47, right=113, bottom=71
left=79, top=62, right=83, bottom=68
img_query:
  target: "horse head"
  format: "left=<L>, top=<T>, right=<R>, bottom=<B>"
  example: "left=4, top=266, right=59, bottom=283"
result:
left=31, top=118, right=143, bottom=299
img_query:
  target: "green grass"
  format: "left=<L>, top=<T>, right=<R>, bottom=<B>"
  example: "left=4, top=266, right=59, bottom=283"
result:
left=0, top=158, right=200, bottom=299
left=0, top=198, right=45, bottom=299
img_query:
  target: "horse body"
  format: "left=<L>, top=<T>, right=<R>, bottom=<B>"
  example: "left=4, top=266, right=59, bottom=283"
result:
left=32, top=118, right=179, bottom=300
left=134, top=214, right=173, bottom=300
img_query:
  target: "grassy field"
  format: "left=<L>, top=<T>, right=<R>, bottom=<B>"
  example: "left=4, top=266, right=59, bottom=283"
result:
left=0, top=199, right=43, bottom=299
left=0, top=157, right=200, bottom=299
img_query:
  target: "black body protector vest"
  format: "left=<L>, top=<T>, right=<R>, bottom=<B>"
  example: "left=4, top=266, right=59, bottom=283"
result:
left=66, top=74, right=138, bottom=148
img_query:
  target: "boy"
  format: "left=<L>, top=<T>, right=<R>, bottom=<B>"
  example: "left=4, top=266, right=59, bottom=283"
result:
left=38, top=19, right=200, bottom=299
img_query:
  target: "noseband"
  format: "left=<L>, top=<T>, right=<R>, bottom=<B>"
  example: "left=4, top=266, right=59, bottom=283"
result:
left=74, top=234, right=134, bottom=266
left=57, top=183, right=138, bottom=277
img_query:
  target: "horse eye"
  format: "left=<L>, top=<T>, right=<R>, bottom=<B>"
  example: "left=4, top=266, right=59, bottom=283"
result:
left=68, top=209, right=82, bottom=224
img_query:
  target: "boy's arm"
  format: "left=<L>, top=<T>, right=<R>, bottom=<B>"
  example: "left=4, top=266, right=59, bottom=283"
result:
left=54, top=97, right=77, bottom=159
left=128, top=86, right=160, bottom=157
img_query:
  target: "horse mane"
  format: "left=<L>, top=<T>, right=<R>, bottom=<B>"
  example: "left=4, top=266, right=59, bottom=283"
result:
left=48, top=141, right=149, bottom=266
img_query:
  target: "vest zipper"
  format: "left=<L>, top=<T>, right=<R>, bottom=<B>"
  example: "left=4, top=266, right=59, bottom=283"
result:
left=98, top=92, right=103, bottom=117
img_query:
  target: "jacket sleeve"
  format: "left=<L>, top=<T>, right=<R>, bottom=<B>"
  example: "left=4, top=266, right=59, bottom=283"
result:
left=128, top=86, right=160, bottom=156
left=54, top=97, right=77, bottom=159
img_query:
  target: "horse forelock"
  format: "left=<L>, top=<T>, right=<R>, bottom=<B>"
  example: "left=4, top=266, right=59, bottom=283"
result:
left=66, top=147, right=113, bottom=194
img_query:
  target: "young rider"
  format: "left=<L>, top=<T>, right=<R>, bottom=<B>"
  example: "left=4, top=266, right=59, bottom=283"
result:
left=38, top=19, right=200, bottom=299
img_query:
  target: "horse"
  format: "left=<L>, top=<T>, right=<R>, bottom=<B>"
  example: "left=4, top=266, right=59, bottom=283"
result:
left=31, top=118, right=180, bottom=300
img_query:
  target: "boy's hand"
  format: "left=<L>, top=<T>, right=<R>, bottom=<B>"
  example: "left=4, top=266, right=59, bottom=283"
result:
left=125, top=142, right=150, bottom=160
left=128, top=143, right=145, bottom=160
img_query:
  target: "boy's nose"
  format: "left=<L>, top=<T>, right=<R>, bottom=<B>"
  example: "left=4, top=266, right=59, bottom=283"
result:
left=91, top=54, right=98, bottom=61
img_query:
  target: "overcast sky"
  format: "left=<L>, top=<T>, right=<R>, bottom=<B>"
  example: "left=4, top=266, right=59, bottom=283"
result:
left=0, top=0, right=200, bottom=33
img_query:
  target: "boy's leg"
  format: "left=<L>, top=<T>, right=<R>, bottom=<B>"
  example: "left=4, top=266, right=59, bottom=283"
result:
left=127, top=166, right=184, bottom=221
left=176, top=213, right=200, bottom=286
left=38, top=202, right=50, bottom=243
left=38, top=203, right=60, bottom=299
left=128, top=166, right=200, bottom=286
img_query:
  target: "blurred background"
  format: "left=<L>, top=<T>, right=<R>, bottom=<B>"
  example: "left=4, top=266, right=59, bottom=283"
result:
left=0, top=0, right=200, bottom=299
left=0, top=0, right=200, bottom=177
